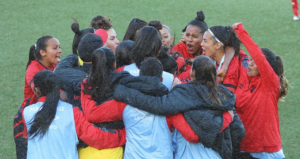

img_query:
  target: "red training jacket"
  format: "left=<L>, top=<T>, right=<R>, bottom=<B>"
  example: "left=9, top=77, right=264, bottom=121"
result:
left=234, top=23, right=282, bottom=152
left=171, top=43, right=194, bottom=59
left=22, top=61, right=55, bottom=107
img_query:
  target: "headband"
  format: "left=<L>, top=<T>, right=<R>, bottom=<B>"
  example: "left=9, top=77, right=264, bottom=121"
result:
left=208, top=29, right=225, bottom=46
left=162, top=24, right=171, bottom=33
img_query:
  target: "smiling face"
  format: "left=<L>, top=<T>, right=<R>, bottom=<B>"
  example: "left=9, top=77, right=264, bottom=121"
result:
left=201, top=31, right=219, bottom=60
left=185, top=25, right=203, bottom=57
left=105, top=28, right=119, bottom=53
left=247, top=59, right=260, bottom=77
left=159, top=27, right=173, bottom=48
left=40, top=38, right=62, bottom=68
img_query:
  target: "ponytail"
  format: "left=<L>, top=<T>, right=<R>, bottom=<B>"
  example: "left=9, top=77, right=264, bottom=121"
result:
left=26, top=45, right=37, bottom=70
left=28, top=70, right=60, bottom=139
left=84, top=47, right=115, bottom=104
left=71, top=18, right=81, bottom=55
left=275, top=56, right=288, bottom=99
left=70, top=18, right=94, bottom=55
left=224, top=26, right=240, bottom=55
left=123, top=18, right=148, bottom=41
left=210, top=26, right=241, bottom=55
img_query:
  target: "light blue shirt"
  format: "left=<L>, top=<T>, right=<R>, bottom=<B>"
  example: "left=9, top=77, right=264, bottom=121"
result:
left=248, top=149, right=285, bottom=159
left=123, top=105, right=173, bottom=159
left=174, top=130, right=221, bottom=159
left=122, top=63, right=174, bottom=159
left=24, top=100, right=79, bottom=159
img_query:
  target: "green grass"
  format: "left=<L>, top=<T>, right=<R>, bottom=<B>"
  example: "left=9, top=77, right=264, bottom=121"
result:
left=1, top=0, right=299, bottom=158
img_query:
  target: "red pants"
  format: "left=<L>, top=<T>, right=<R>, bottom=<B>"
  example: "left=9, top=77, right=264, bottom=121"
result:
left=292, top=0, right=299, bottom=16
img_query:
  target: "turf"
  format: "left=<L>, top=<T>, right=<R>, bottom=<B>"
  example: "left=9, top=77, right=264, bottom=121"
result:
left=1, top=0, right=299, bottom=158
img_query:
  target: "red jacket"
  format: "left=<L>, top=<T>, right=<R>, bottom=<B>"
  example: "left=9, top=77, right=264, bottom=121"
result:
left=73, top=106, right=126, bottom=149
left=216, top=55, right=240, bottom=93
left=81, top=90, right=232, bottom=143
left=234, top=23, right=282, bottom=152
left=22, top=61, right=55, bottom=107
left=171, top=43, right=194, bottom=59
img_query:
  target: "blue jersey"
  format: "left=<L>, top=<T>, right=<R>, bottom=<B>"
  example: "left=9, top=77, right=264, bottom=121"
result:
left=123, top=105, right=173, bottom=159
left=122, top=63, right=174, bottom=159
left=24, top=100, right=79, bottom=159
left=174, top=130, right=221, bottom=159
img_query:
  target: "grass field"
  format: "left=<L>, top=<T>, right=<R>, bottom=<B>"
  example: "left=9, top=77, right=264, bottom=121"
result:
left=1, top=0, right=299, bottom=158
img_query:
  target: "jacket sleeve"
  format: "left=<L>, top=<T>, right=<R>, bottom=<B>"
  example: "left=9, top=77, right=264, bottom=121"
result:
left=25, top=65, right=40, bottom=91
left=14, top=106, right=28, bottom=159
left=219, top=111, right=233, bottom=132
left=222, top=56, right=239, bottom=93
left=54, top=54, right=85, bottom=94
left=73, top=107, right=126, bottom=150
left=230, top=110, right=245, bottom=144
left=54, top=54, right=79, bottom=70
left=113, top=84, right=203, bottom=116
left=167, top=114, right=200, bottom=143
left=169, top=111, right=232, bottom=143
left=80, top=83, right=126, bottom=123
left=234, top=23, right=280, bottom=92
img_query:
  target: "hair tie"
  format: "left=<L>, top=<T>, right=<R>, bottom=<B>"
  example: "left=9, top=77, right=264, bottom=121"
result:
left=208, top=29, right=225, bottom=46
left=34, top=44, right=37, bottom=48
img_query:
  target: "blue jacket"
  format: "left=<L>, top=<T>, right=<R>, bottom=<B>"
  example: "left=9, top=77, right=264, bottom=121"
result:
left=174, top=130, right=221, bottom=159
left=120, top=65, right=174, bottom=158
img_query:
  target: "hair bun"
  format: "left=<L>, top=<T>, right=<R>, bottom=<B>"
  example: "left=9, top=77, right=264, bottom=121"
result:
left=71, top=22, right=80, bottom=34
left=148, top=20, right=162, bottom=30
left=195, top=11, right=205, bottom=21
left=71, top=18, right=81, bottom=34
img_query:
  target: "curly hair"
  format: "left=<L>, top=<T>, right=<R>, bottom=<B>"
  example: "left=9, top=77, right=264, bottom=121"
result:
left=90, top=15, right=112, bottom=31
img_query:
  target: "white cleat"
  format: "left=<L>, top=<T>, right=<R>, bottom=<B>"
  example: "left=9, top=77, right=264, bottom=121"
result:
left=293, top=16, right=299, bottom=21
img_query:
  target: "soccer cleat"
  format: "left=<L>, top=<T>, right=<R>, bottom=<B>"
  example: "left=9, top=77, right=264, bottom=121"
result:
left=293, top=16, right=299, bottom=21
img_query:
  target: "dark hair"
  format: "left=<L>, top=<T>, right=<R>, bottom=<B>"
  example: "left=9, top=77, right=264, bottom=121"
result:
left=84, top=47, right=116, bottom=104
left=140, top=57, right=163, bottom=79
left=130, top=26, right=162, bottom=68
left=148, top=20, right=162, bottom=30
left=261, top=48, right=288, bottom=98
left=26, top=36, right=54, bottom=70
left=29, top=70, right=60, bottom=139
left=209, top=26, right=240, bottom=55
left=90, top=15, right=112, bottom=31
left=115, top=40, right=134, bottom=68
left=185, top=11, right=208, bottom=34
left=123, top=18, right=147, bottom=41
left=192, top=56, right=221, bottom=105
left=71, top=18, right=94, bottom=55
left=157, top=46, right=178, bottom=74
